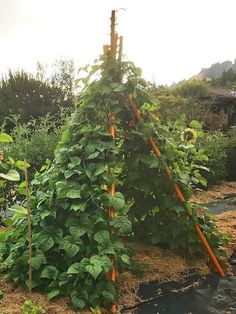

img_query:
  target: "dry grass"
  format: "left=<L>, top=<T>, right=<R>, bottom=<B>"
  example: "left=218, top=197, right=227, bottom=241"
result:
left=215, top=210, right=236, bottom=256
left=117, top=243, right=210, bottom=308
left=191, top=181, right=236, bottom=204
left=0, top=276, right=79, bottom=314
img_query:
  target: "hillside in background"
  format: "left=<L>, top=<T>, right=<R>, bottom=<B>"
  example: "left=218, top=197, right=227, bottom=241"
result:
left=192, top=59, right=236, bottom=80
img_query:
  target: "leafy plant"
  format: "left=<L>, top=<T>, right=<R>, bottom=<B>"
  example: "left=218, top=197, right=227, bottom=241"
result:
left=198, top=131, right=228, bottom=185
left=0, top=133, right=24, bottom=218
left=0, top=52, right=226, bottom=311
left=22, top=300, right=45, bottom=314
left=226, top=127, right=236, bottom=180
left=1, top=109, right=71, bottom=174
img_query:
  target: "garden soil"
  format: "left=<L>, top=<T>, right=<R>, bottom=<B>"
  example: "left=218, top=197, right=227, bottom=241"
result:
left=0, top=181, right=235, bottom=313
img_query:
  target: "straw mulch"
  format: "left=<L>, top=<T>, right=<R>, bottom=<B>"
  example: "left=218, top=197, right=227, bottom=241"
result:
left=191, top=181, right=236, bottom=204
left=117, top=243, right=210, bottom=308
left=215, top=210, right=236, bottom=256
left=0, top=276, right=79, bottom=314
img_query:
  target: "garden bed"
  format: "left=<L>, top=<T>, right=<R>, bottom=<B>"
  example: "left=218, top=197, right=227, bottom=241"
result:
left=0, top=182, right=236, bottom=313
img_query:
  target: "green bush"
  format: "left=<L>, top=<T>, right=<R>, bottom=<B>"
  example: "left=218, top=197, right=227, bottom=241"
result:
left=227, top=127, right=236, bottom=180
left=171, top=80, right=208, bottom=98
left=0, top=133, right=23, bottom=216
left=151, top=85, right=207, bottom=124
left=1, top=108, right=72, bottom=174
left=197, top=131, right=228, bottom=185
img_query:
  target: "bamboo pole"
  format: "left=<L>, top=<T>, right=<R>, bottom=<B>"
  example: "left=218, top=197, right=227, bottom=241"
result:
left=24, top=160, right=32, bottom=293
left=110, top=10, right=116, bottom=58
left=127, top=95, right=225, bottom=277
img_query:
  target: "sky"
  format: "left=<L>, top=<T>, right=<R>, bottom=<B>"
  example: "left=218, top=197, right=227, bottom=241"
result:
left=0, top=0, right=236, bottom=85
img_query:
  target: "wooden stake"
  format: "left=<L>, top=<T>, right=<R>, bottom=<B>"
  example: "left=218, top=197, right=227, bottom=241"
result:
left=110, top=10, right=116, bottom=59
left=24, top=160, right=32, bottom=294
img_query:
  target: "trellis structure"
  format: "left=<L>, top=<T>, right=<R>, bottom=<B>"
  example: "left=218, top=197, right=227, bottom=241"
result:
left=105, top=9, right=224, bottom=313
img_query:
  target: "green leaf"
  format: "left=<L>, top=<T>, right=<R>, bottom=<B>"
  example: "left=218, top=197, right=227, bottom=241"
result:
left=70, top=202, right=86, bottom=212
left=121, top=254, right=131, bottom=265
left=0, top=170, right=20, bottom=181
left=47, top=289, right=60, bottom=300
left=70, top=156, right=81, bottom=166
left=199, top=178, right=207, bottom=187
left=149, top=158, right=159, bottom=168
left=70, top=292, right=86, bottom=310
left=66, top=190, right=81, bottom=199
left=39, top=236, right=54, bottom=252
left=31, top=250, right=46, bottom=270
left=67, top=258, right=90, bottom=276
left=41, top=266, right=59, bottom=280
left=85, top=264, right=102, bottom=279
left=94, top=164, right=107, bottom=176
left=110, top=216, right=132, bottom=234
left=16, top=160, right=30, bottom=170
left=102, top=290, right=115, bottom=303
left=18, top=181, right=27, bottom=195
left=94, top=230, right=110, bottom=244
left=197, top=165, right=210, bottom=172
left=69, top=227, right=86, bottom=240
left=100, top=256, right=112, bottom=273
left=109, top=192, right=125, bottom=210
left=86, top=151, right=100, bottom=159
left=0, top=133, right=13, bottom=143
left=64, top=169, right=75, bottom=179
left=40, top=210, right=53, bottom=220
left=67, top=263, right=80, bottom=274
left=59, top=235, right=80, bottom=257
left=189, top=120, right=201, bottom=129
left=9, top=205, right=27, bottom=223
left=58, top=272, right=69, bottom=286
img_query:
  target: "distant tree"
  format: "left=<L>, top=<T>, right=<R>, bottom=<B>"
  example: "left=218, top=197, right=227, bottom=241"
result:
left=36, top=58, right=75, bottom=105
left=51, top=59, right=75, bottom=102
left=0, top=71, right=66, bottom=124
left=0, top=59, right=75, bottom=125
left=171, top=80, right=208, bottom=98
left=220, top=68, right=236, bottom=86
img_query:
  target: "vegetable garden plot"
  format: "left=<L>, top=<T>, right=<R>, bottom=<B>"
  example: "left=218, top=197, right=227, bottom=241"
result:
left=0, top=10, right=229, bottom=313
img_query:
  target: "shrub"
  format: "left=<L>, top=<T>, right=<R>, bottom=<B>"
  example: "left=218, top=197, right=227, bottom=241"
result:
left=0, top=133, right=23, bottom=217
left=171, top=80, right=208, bottom=98
left=227, top=127, right=236, bottom=180
left=151, top=87, right=207, bottom=124
left=197, top=131, right=228, bottom=185
left=1, top=108, right=72, bottom=174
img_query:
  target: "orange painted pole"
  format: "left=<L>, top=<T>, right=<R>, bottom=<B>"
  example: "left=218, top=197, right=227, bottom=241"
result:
left=108, top=10, right=118, bottom=314
left=127, top=94, right=225, bottom=277
left=108, top=113, right=117, bottom=313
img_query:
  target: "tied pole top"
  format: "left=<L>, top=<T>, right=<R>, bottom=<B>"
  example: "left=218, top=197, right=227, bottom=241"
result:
left=103, top=10, right=123, bottom=63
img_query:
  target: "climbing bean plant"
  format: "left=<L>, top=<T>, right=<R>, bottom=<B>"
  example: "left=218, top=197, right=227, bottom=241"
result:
left=0, top=56, right=226, bottom=311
